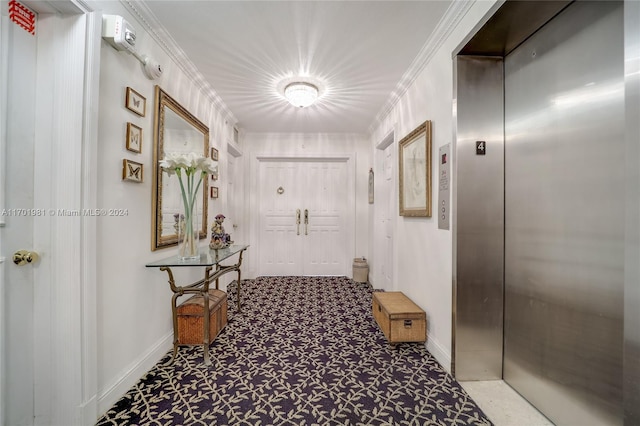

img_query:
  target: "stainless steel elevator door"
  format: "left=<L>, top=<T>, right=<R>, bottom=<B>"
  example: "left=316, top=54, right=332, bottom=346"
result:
left=504, top=2, right=624, bottom=425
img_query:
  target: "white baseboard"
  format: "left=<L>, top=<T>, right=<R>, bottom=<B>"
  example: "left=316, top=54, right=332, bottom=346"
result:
left=97, top=332, right=173, bottom=417
left=426, top=336, right=452, bottom=373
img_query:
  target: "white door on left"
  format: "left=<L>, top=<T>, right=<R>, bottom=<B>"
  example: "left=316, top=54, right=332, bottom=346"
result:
left=1, top=3, right=38, bottom=424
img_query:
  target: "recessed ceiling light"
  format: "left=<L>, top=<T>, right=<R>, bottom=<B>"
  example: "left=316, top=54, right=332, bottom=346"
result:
left=284, top=82, right=319, bottom=108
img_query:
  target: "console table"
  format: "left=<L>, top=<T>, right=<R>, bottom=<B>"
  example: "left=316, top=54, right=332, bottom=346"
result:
left=146, top=244, right=249, bottom=365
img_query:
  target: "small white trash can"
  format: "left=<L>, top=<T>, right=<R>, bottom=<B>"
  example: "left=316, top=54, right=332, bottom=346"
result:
left=352, top=257, right=369, bottom=283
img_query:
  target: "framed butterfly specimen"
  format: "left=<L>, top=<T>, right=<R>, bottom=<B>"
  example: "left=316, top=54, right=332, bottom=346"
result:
left=122, top=159, right=144, bottom=183
left=125, top=87, right=146, bottom=117
left=126, top=122, right=142, bottom=153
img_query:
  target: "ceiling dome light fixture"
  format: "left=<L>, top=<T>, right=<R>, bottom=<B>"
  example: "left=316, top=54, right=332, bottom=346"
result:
left=284, top=82, right=319, bottom=108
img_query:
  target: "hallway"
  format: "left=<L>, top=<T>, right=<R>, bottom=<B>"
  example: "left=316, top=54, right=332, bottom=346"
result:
left=0, top=0, right=637, bottom=424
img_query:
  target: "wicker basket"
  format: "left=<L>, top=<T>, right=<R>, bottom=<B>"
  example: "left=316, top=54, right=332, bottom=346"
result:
left=177, top=289, right=227, bottom=345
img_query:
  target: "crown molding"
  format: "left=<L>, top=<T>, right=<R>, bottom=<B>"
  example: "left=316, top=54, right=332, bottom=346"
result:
left=368, top=0, right=475, bottom=134
left=120, top=0, right=237, bottom=124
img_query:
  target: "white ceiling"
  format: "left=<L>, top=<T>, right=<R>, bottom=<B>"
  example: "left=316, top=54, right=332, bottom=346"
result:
left=134, top=1, right=454, bottom=134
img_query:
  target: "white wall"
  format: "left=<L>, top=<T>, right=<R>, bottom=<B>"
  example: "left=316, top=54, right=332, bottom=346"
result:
left=242, top=132, right=371, bottom=278
left=93, top=1, right=235, bottom=415
left=369, top=0, right=498, bottom=370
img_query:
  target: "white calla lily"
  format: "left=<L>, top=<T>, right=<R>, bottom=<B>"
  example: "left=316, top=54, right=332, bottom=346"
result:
left=201, top=158, right=218, bottom=175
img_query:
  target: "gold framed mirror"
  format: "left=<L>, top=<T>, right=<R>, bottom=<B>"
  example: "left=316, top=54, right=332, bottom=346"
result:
left=151, top=86, right=209, bottom=251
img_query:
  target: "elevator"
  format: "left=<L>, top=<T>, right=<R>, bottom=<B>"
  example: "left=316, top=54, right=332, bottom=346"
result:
left=452, top=1, right=639, bottom=425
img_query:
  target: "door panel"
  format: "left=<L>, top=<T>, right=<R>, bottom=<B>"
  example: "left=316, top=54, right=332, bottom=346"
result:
left=382, top=145, right=393, bottom=289
left=304, top=162, right=346, bottom=275
left=372, top=142, right=394, bottom=289
left=504, top=2, right=624, bottom=425
left=259, top=162, right=300, bottom=276
left=1, top=5, right=37, bottom=424
left=227, top=154, right=238, bottom=238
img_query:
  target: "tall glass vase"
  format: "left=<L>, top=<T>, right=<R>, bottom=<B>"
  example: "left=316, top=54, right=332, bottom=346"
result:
left=178, top=197, right=199, bottom=261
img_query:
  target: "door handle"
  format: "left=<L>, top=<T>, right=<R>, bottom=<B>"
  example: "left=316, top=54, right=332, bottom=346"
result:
left=296, top=209, right=301, bottom=235
left=13, top=250, right=40, bottom=266
left=304, top=209, right=308, bottom=235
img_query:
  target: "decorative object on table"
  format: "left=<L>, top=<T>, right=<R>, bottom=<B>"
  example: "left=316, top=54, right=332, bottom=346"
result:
left=179, top=197, right=200, bottom=259
left=125, top=86, right=146, bottom=117
left=122, top=159, right=143, bottom=183
left=209, top=213, right=231, bottom=249
left=368, top=168, right=374, bottom=204
left=160, top=152, right=217, bottom=260
left=210, top=147, right=219, bottom=161
left=126, top=122, right=142, bottom=153
left=399, top=120, right=432, bottom=217
left=210, top=186, right=218, bottom=199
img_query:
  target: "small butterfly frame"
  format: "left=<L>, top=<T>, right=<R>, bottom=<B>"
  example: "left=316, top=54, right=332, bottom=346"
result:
left=122, top=159, right=143, bottom=183
left=126, top=122, right=142, bottom=153
left=125, top=87, right=146, bottom=117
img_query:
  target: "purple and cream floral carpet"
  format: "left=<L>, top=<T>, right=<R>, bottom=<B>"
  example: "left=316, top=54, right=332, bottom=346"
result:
left=97, top=276, right=492, bottom=425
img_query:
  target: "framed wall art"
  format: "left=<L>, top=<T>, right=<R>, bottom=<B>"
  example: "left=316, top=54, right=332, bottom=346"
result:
left=122, top=159, right=143, bottom=183
left=399, top=120, right=432, bottom=217
left=125, top=87, right=146, bottom=116
left=126, top=122, right=143, bottom=153
left=211, top=147, right=219, bottom=161
left=210, top=186, right=219, bottom=199
left=368, top=168, right=374, bottom=204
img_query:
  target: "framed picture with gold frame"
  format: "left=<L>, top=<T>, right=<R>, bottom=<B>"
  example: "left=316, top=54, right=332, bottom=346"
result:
left=126, top=122, right=143, bottom=153
left=399, top=120, right=431, bottom=217
left=122, top=159, right=143, bottom=183
left=125, top=87, right=146, bottom=116
left=368, top=168, right=374, bottom=204
left=211, top=147, right=219, bottom=161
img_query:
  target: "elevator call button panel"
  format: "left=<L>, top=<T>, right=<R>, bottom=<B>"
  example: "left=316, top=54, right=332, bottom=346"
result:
left=438, top=144, right=450, bottom=230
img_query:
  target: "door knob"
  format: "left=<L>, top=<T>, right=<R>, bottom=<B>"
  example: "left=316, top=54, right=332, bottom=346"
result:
left=13, top=250, right=39, bottom=266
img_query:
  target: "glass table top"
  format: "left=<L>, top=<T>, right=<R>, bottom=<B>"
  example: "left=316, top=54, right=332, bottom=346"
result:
left=145, top=244, right=249, bottom=268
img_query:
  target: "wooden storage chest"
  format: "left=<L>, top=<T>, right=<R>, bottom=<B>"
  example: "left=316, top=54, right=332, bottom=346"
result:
left=372, top=291, right=426, bottom=345
left=177, top=289, right=227, bottom=345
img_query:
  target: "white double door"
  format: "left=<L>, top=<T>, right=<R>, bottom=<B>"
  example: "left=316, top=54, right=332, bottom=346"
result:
left=258, top=158, right=353, bottom=276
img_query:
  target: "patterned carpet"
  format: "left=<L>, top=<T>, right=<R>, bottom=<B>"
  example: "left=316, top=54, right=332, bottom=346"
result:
left=96, top=276, right=492, bottom=425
